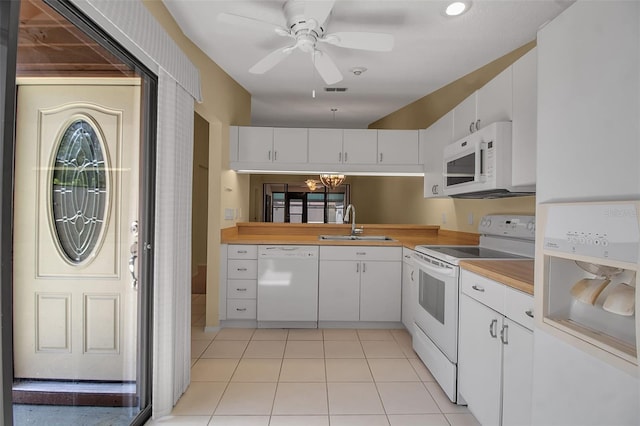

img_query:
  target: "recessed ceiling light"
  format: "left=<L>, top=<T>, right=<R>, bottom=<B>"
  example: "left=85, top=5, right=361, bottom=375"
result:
left=446, top=1, right=467, bottom=16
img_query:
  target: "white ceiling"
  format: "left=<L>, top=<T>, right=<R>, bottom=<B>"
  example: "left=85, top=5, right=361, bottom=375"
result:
left=162, top=0, right=572, bottom=128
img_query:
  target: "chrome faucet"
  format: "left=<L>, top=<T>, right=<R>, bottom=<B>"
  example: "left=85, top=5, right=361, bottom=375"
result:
left=344, top=204, right=361, bottom=235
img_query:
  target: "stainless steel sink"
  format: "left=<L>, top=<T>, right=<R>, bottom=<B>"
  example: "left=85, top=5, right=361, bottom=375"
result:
left=319, top=235, right=394, bottom=241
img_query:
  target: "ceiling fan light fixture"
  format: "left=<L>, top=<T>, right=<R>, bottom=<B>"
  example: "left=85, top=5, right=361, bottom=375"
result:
left=446, top=2, right=468, bottom=16
left=319, top=174, right=346, bottom=190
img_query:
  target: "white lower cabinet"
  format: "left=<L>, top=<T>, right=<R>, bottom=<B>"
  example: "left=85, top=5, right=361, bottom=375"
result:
left=319, top=246, right=402, bottom=323
left=458, top=270, right=533, bottom=426
left=223, top=244, right=258, bottom=320
left=401, top=248, right=417, bottom=334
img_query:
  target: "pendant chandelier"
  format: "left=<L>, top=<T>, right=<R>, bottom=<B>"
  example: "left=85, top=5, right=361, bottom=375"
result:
left=319, top=174, right=345, bottom=190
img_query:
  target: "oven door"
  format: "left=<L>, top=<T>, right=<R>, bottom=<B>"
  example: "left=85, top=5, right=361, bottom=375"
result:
left=412, top=252, right=460, bottom=363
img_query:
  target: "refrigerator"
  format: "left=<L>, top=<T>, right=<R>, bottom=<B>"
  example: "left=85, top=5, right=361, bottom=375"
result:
left=533, top=1, right=640, bottom=425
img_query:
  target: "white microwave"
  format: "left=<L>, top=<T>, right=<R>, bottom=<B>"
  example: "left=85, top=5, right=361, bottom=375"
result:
left=442, top=121, right=534, bottom=198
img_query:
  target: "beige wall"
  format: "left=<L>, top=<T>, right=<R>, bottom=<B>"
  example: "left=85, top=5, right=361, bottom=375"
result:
left=250, top=174, right=535, bottom=233
left=192, top=113, right=209, bottom=276
left=142, top=1, right=252, bottom=327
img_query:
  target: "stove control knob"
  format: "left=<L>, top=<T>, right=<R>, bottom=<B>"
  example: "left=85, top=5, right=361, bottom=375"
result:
left=526, top=221, right=535, bottom=232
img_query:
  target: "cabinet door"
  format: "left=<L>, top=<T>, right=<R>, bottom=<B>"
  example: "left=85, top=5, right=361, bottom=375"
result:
left=502, top=318, right=533, bottom=426
left=238, top=126, right=273, bottom=162
left=401, top=257, right=416, bottom=333
left=452, top=93, right=477, bottom=141
left=512, top=47, right=537, bottom=187
left=308, top=128, right=343, bottom=164
left=273, top=127, right=308, bottom=163
left=476, top=66, right=513, bottom=130
left=458, top=294, right=502, bottom=426
left=377, top=130, right=419, bottom=164
left=319, top=260, right=360, bottom=321
left=423, top=111, right=453, bottom=198
left=343, top=129, right=377, bottom=164
left=360, top=261, right=401, bottom=321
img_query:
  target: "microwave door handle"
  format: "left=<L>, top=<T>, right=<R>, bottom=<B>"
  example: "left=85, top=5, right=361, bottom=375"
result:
left=475, top=141, right=487, bottom=182
left=413, top=257, right=456, bottom=277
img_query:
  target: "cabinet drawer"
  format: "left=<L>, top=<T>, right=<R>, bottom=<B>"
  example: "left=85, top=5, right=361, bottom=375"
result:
left=320, top=245, right=402, bottom=261
left=228, top=259, right=257, bottom=279
left=227, top=299, right=256, bottom=319
left=460, top=270, right=505, bottom=312
left=227, top=279, right=257, bottom=299
left=504, top=286, right=534, bottom=331
left=228, top=245, right=257, bottom=259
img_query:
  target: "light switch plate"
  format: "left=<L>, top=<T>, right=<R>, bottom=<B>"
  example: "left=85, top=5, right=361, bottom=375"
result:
left=224, top=208, right=234, bottom=220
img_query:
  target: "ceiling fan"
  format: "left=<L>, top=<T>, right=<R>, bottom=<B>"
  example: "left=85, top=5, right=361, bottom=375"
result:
left=217, top=0, right=394, bottom=85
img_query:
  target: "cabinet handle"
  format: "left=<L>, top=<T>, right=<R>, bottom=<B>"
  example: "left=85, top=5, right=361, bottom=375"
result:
left=432, top=184, right=438, bottom=195
left=237, top=268, right=248, bottom=272
left=500, top=323, right=509, bottom=345
left=475, top=119, right=481, bottom=131
left=489, top=319, right=498, bottom=338
left=404, top=255, right=411, bottom=259
left=525, top=309, right=534, bottom=319
left=237, top=250, right=247, bottom=254
left=339, top=152, right=342, bottom=162
left=410, top=270, right=414, bottom=281
left=236, top=288, right=247, bottom=292
left=363, top=263, right=366, bottom=273
left=469, top=121, right=475, bottom=133
left=268, top=150, right=271, bottom=160
left=472, top=284, right=485, bottom=292
left=274, top=151, right=278, bottom=161
left=236, top=308, right=247, bottom=312
left=380, top=153, right=383, bottom=162
left=356, top=263, right=360, bottom=273
left=344, top=152, right=348, bottom=162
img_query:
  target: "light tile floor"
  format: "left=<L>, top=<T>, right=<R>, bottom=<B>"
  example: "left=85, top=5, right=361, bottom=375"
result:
left=148, top=295, right=480, bottom=426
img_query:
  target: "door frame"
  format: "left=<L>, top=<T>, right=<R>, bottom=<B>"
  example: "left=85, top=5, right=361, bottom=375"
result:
left=1, top=0, right=158, bottom=424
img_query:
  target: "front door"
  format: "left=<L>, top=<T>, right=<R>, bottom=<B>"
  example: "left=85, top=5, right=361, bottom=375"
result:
left=13, top=78, right=140, bottom=381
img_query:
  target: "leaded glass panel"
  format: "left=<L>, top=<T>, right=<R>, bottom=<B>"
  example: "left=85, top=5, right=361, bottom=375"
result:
left=51, top=118, right=108, bottom=263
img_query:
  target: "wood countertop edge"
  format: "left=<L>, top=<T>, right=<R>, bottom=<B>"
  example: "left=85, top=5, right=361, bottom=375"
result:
left=459, top=260, right=535, bottom=295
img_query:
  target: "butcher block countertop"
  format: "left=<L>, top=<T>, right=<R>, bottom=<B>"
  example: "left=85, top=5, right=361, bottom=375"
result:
left=459, top=259, right=535, bottom=295
left=221, top=222, right=479, bottom=249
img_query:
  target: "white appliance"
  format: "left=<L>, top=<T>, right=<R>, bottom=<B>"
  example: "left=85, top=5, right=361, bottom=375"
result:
left=413, top=214, right=536, bottom=403
left=533, top=2, right=640, bottom=424
left=442, top=121, right=535, bottom=199
left=257, top=245, right=319, bottom=327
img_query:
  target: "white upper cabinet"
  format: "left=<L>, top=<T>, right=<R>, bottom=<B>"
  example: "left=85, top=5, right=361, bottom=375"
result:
left=512, top=47, right=537, bottom=188
left=238, top=126, right=273, bottom=163
left=308, top=128, right=343, bottom=164
left=453, top=66, right=513, bottom=141
left=377, top=130, right=419, bottom=164
left=342, top=129, right=378, bottom=164
left=423, top=110, right=453, bottom=198
left=273, top=127, right=308, bottom=163
left=237, top=126, right=307, bottom=164
left=452, top=93, right=477, bottom=141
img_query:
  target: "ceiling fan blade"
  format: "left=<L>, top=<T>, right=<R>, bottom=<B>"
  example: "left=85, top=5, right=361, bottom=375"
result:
left=217, top=12, right=289, bottom=36
left=249, top=46, right=294, bottom=74
left=304, top=0, right=336, bottom=26
left=313, top=49, right=343, bottom=85
left=321, top=32, right=394, bottom=52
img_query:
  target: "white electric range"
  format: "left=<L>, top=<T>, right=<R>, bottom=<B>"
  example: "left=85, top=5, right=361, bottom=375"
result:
left=411, top=215, right=536, bottom=403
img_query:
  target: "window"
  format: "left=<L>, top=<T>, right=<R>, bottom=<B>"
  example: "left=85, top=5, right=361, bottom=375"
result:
left=264, top=183, right=350, bottom=223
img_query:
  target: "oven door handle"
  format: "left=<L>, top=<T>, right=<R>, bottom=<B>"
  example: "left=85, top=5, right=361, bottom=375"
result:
left=413, top=257, right=456, bottom=277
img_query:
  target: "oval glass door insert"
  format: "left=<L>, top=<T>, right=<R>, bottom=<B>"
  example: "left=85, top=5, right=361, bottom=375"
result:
left=51, top=118, right=108, bottom=264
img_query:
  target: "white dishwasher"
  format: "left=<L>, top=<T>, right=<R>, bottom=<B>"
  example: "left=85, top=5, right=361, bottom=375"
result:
left=257, top=245, right=319, bottom=327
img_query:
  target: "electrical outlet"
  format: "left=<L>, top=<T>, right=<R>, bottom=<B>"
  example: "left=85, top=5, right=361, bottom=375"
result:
left=468, top=212, right=474, bottom=225
left=442, top=213, right=447, bottom=224
left=224, top=208, right=234, bottom=220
